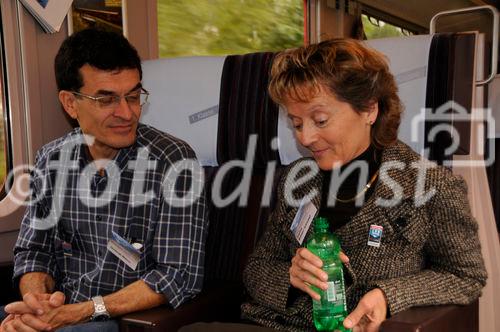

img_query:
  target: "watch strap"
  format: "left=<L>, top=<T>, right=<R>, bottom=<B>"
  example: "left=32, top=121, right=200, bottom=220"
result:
left=91, top=295, right=110, bottom=321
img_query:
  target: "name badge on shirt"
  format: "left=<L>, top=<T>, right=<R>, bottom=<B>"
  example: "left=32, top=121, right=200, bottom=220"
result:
left=107, top=231, right=141, bottom=270
left=290, top=197, right=318, bottom=245
left=367, top=224, right=383, bottom=247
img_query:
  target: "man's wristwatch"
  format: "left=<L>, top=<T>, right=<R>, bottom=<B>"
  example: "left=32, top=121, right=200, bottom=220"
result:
left=91, top=295, right=110, bottom=321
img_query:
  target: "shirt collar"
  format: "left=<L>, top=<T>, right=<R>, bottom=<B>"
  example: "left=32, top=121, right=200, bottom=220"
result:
left=74, top=127, right=137, bottom=175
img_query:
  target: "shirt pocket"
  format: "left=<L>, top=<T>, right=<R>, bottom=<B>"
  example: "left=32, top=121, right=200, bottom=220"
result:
left=126, top=223, right=148, bottom=250
left=123, top=222, right=149, bottom=273
left=126, top=203, right=154, bottom=242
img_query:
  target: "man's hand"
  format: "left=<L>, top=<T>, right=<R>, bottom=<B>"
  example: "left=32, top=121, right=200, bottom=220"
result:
left=34, top=302, right=93, bottom=331
left=289, top=247, right=349, bottom=300
left=6, top=292, right=65, bottom=316
left=2, top=300, right=93, bottom=332
left=0, top=314, right=16, bottom=332
left=2, top=292, right=65, bottom=331
left=1, top=313, right=49, bottom=332
left=343, top=288, right=388, bottom=332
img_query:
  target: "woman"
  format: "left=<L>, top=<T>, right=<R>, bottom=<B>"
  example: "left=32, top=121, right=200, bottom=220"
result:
left=240, top=39, right=487, bottom=331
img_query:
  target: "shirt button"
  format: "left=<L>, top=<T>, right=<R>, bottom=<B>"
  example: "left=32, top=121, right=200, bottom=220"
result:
left=96, top=215, right=102, bottom=221
left=97, top=250, right=102, bottom=257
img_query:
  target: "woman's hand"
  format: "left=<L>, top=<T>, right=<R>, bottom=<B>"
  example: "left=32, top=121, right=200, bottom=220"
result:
left=289, top=247, right=349, bottom=300
left=343, top=288, right=388, bottom=332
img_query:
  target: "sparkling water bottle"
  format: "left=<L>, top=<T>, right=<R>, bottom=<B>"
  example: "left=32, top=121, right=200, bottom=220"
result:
left=306, top=217, right=350, bottom=331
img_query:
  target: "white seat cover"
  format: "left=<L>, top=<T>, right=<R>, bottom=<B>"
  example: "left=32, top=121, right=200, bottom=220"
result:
left=141, top=56, right=226, bottom=166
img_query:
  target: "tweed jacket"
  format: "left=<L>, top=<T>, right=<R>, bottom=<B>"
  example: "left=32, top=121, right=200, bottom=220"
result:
left=241, top=141, right=487, bottom=331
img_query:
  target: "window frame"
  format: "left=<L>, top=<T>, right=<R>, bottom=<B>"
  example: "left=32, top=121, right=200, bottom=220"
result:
left=0, top=0, right=33, bottom=236
left=0, top=7, right=14, bottom=197
left=361, top=5, right=428, bottom=36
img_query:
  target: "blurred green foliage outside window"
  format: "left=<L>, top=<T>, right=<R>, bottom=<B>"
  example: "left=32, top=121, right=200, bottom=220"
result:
left=158, top=0, right=304, bottom=58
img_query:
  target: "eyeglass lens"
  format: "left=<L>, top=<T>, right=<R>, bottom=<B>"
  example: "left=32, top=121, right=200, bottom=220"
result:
left=97, top=91, right=148, bottom=108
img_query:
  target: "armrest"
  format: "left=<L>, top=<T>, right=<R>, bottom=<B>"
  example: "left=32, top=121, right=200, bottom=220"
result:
left=119, top=282, right=243, bottom=332
left=380, top=299, right=479, bottom=332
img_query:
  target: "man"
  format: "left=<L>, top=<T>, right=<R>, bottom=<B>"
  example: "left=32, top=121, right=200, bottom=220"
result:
left=1, top=29, right=207, bottom=331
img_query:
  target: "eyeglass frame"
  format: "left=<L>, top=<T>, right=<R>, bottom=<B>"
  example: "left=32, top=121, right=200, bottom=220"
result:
left=71, top=87, right=150, bottom=109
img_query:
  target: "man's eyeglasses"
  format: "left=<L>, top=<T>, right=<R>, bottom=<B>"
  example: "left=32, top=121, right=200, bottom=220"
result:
left=72, top=88, right=149, bottom=109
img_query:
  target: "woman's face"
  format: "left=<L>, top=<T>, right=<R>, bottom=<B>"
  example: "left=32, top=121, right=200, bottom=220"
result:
left=285, top=87, right=378, bottom=170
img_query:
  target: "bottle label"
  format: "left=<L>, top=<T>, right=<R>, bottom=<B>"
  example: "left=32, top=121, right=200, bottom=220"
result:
left=326, top=281, right=336, bottom=301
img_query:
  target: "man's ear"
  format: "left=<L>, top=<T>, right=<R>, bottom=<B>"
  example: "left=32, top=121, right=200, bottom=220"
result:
left=58, top=90, right=78, bottom=119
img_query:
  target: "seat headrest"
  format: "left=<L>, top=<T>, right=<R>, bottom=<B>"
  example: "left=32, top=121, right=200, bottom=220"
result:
left=277, top=35, right=433, bottom=164
left=142, top=56, right=225, bottom=166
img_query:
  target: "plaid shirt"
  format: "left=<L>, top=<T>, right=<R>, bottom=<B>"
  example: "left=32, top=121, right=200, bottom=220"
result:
left=13, top=123, right=208, bottom=308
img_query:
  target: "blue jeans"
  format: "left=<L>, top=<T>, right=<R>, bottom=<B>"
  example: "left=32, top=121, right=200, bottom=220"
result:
left=56, top=320, right=119, bottom=332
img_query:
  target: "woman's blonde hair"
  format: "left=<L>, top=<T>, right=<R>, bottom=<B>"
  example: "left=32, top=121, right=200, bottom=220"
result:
left=269, top=38, right=403, bottom=149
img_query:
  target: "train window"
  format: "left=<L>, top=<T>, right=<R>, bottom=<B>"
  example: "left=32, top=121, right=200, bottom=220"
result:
left=0, top=11, right=10, bottom=192
left=157, top=0, right=304, bottom=58
left=362, top=14, right=414, bottom=39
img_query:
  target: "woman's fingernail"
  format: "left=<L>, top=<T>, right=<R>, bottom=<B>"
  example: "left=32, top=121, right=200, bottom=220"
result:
left=37, top=309, right=44, bottom=315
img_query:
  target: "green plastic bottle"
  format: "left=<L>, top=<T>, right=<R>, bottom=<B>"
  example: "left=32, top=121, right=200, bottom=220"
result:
left=306, top=217, right=350, bottom=332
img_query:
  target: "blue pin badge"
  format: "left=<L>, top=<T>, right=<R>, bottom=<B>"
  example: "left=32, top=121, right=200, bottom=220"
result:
left=367, top=225, right=383, bottom=247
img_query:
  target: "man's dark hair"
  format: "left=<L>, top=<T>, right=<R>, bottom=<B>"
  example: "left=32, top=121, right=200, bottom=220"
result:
left=55, top=29, right=142, bottom=92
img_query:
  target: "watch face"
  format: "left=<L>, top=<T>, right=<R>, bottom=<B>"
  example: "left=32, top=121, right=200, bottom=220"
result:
left=92, top=314, right=110, bottom=322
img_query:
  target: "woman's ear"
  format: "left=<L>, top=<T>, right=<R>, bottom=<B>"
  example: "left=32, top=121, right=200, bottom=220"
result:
left=366, top=100, right=379, bottom=125
left=58, top=90, right=78, bottom=120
